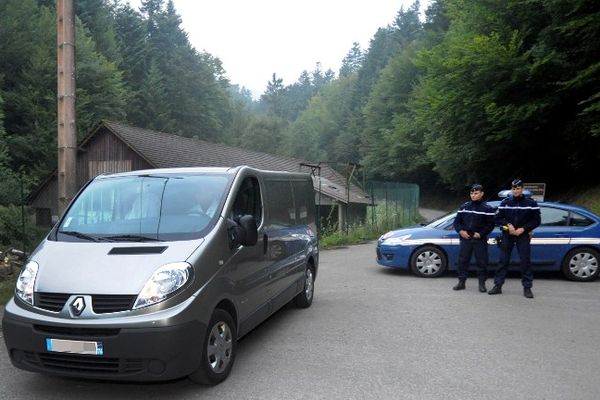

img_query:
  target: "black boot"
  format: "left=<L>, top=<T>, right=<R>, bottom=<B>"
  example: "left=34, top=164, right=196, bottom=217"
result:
left=453, top=280, right=466, bottom=291
left=524, top=287, right=534, bottom=298
left=488, top=285, right=502, bottom=295
left=478, top=280, right=487, bottom=293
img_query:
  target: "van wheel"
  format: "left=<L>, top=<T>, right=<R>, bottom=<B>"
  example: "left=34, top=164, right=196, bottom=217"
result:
left=294, top=265, right=315, bottom=308
left=189, top=309, right=237, bottom=385
left=561, top=248, right=600, bottom=281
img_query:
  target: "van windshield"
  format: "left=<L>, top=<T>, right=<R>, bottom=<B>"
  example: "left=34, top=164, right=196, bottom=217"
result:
left=56, top=174, right=231, bottom=242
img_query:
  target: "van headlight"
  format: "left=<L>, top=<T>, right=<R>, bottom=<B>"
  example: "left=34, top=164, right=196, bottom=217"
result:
left=133, top=262, right=193, bottom=309
left=16, top=261, right=39, bottom=305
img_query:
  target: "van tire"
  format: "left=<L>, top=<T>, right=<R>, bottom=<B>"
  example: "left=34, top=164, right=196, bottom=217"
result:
left=294, top=265, right=315, bottom=308
left=189, top=309, right=237, bottom=385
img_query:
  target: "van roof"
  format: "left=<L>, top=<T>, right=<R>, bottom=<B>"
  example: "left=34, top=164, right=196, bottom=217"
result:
left=96, top=166, right=312, bottom=180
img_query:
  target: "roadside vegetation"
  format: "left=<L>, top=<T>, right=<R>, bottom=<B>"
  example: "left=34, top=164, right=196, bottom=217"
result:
left=0, top=277, right=16, bottom=306
left=558, top=187, right=600, bottom=216
left=319, top=200, right=422, bottom=249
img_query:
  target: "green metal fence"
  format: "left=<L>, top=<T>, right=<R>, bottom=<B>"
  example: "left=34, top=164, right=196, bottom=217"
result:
left=366, top=181, right=420, bottom=232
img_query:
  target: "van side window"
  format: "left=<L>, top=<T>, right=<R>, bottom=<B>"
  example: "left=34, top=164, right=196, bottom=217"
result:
left=292, top=180, right=314, bottom=224
left=232, top=177, right=262, bottom=223
left=265, top=180, right=296, bottom=227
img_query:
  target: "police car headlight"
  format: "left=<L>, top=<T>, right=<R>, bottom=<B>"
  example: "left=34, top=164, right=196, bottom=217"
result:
left=133, top=262, right=193, bottom=309
left=382, top=234, right=412, bottom=245
left=16, top=261, right=39, bottom=306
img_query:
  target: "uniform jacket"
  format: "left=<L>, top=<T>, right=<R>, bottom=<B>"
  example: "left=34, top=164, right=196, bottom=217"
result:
left=453, top=200, right=496, bottom=238
left=496, top=195, right=541, bottom=233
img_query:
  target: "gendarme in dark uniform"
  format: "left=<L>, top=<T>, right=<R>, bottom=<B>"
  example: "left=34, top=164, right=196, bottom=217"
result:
left=489, top=179, right=541, bottom=298
left=452, top=184, right=495, bottom=292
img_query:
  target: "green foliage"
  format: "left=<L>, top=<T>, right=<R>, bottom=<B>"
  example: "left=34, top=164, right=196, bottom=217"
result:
left=1, top=0, right=599, bottom=207
left=339, top=43, right=364, bottom=78
left=560, top=185, right=600, bottom=216
left=319, top=200, right=420, bottom=250
left=358, top=0, right=600, bottom=193
left=0, top=0, right=234, bottom=200
left=0, top=0, right=128, bottom=192
left=238, top=115, right=288, bottom=154
left=319, top=223, right=381, bottom=249
left=0, top=276, right=17, bottom=306
left=0, top=205, right=47, bottom=251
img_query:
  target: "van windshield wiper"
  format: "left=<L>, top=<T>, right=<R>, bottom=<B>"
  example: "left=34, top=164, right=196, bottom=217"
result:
left=59, top=231, right=101, bottom=242
left=102, top=234, right=162, bottom=242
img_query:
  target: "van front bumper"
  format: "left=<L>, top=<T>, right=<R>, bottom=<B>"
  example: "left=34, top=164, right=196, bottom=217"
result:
left=2, top=306, right=206, bottom=382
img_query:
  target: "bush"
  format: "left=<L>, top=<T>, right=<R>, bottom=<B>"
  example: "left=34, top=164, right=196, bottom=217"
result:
left=0, top=275, right=17, bottom=305
left=0, top=205, right=47, bottom=254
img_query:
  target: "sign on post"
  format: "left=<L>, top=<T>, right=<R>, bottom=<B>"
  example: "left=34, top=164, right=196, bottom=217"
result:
left=523, top=182, right=546, bottom=202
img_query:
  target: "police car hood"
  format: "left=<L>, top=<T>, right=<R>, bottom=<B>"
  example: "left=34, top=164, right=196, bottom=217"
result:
left=379, top=225, right=443, bottom=241
left=31, top=239, right=203, bottom=294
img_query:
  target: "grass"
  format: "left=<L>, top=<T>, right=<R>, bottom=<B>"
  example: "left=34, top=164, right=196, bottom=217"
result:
left=559, top=186, right=600, bottom=215
left=319, top=224, right=383, bottom=249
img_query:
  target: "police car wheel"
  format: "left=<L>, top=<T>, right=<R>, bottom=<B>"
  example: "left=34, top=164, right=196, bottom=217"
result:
left=410, top=245, right=447, bottom=278
left=561, top=247, right=600, bottom=282
left=189, top=309, right=237, bottom=385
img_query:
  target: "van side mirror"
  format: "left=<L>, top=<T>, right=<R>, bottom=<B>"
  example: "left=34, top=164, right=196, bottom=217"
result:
left=238, top=215, right=258, bottom=246
left=227, top=215, right=257, bottom=248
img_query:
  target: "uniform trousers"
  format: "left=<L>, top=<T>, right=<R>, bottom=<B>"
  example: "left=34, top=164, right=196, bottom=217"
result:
left=457, top=237, right=488, bottom=281
left=494, top=233, right=533, bottom=288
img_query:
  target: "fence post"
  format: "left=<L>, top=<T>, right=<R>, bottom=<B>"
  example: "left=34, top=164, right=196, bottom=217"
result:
left=370, top=184, right=375, bottom=228
left=384, top=183, right=388, bottom=231
left=20, top=174, right=27, bottom=254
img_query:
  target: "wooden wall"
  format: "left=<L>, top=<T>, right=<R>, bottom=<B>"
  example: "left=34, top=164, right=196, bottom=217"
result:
left=31, top=128, right=153, bottom=225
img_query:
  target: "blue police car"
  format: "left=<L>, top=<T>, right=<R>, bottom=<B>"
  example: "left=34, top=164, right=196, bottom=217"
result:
left=376, top=201, right=600, bottom=281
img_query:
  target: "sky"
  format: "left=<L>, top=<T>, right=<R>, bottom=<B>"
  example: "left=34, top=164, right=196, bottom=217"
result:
left=128, top=0, right=427, bottom=98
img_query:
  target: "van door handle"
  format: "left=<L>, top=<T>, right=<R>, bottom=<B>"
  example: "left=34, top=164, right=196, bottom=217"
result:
left=263, top=234, right=268, bottom=255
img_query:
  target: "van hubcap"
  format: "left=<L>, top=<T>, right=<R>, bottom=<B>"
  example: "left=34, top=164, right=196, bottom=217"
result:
left=207, top=321, right=233, bottom=373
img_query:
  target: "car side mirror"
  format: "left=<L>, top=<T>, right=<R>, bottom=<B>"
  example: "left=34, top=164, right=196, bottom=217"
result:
left=227, top=215, right=257, bottom=248
left=238, top=215, right=258, bottom=246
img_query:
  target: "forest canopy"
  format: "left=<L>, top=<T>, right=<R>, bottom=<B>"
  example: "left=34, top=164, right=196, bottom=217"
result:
left=0, top=0, right=599, bottom=205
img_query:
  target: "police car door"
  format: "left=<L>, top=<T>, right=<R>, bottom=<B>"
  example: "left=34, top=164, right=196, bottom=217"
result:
left=530, top=206, right=571, bottom=268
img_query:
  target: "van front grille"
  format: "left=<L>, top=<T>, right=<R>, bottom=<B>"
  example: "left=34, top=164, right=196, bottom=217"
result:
left=36, top=293, right=70, bottom=312
left=92, top=294, right=137, bottom=313
left=35, top=293, right=137, bottom=314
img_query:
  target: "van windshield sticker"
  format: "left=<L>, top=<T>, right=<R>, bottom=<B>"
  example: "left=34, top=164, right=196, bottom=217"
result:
left=64, top=217, right=72, bottom=228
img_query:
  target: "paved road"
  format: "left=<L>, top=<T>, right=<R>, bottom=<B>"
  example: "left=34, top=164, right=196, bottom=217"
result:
left=2, top=243, right=600, bottom=399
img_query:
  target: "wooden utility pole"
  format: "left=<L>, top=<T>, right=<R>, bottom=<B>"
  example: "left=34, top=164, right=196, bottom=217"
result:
left=57, top=0, right=77, bottom=215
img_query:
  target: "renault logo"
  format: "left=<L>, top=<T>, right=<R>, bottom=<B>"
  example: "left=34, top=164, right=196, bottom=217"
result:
left=70, top=296, right=86, bottom=316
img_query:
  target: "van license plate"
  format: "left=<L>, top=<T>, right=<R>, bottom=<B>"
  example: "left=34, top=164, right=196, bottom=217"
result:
left=46, top=338, right=103, bottom=356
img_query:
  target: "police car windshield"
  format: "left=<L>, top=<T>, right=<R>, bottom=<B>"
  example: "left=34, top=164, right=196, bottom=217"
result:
left=426, top=212, right=457, bottom=228
left=56, top=174, right=231, bottom=241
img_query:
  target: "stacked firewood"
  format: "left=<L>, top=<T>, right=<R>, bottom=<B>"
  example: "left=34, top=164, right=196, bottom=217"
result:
left=0, top=249, right=25, bottom=280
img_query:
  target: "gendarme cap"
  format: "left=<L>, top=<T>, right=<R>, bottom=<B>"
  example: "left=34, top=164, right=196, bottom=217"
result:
left=511, top=179, right=523, bottom=188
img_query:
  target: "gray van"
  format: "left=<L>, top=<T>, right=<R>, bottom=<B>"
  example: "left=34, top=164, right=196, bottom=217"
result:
left=2, top=166, right=318, bottom=384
